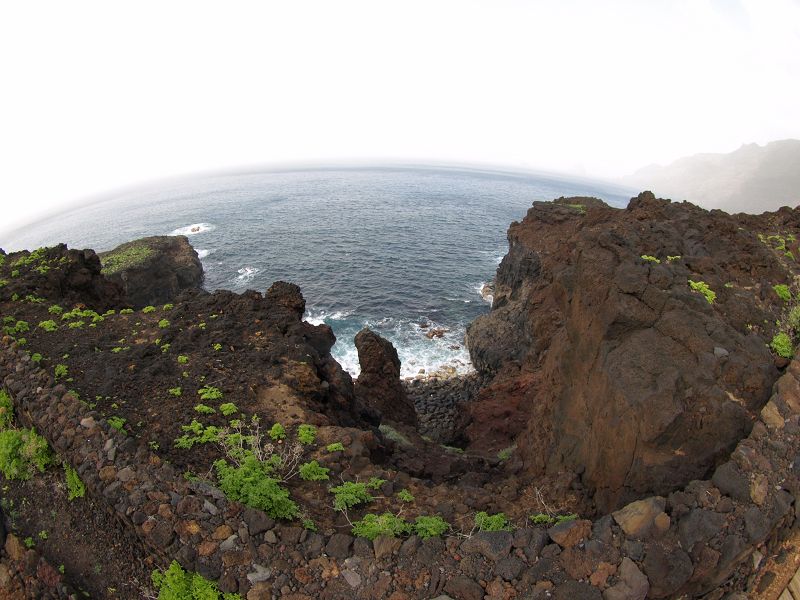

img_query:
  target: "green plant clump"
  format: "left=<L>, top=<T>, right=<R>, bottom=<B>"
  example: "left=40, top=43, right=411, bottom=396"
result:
left=397, top=488, right=414, bottom=503
left=474, top=511, right=513, bottom=532
left=688, top=279, right=716, bottom=304
left=142, top=306, right=156, bottom=314
left=770, top=332, right=794, bottom=358
left=298, top=460, right=330, bottom=481
left=194, top=404, right=216, bottom=415
left=530, top=513, right=555, bottom=525
left=197, top=385, right=223, bottom=401
left=297, top=424, right=316, bottom=445
left=331, top=481, right=374, bottom=511
left=326, top=442, right=345, bottom=453
left=168, top=387, right=182, bottom=397
left=214, top=456, right=298, bottom=520
left=268, top=422, right=286, bottom=441
left=151, top=560, right=242, bottom=600
left=158, top=319, right=170, bottom=329
left=38, top=320, right=58, bottom=332
left=219, top=402, right=238, bottom=416
left=414, top=515, right=450, bottom=539
left=107, top=416, right=126, bottom=433
left=174, top=420, right=221, bottom=448
left=64, top=463, right=86, bottom=500
left=54, top=364, right=68, bottom=379
left=0, top=428, right=52, bottom=480
left=352, top=512, right=411, bottom=540
left=0, top=390, right=13, bottom=429
left=774, top=284, right=792, bottom=302
left=177, top=355, right=189, bottom=364
left=640, top=255, right=660, bottom=264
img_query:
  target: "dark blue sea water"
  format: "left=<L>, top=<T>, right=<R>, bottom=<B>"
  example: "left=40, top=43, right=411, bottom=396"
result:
left=3, top=165, right=632, bottom=376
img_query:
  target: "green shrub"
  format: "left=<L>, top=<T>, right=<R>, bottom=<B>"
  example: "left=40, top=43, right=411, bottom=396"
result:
left=771, top=332, right=794, bottom=358
left=688, top=280, right=716, bottom=304
left=774, top=284, right=792, bottom=302
left=158, top=319, right=170, bottom=329
left=397, top=489, right=414, bottom=503
left=297, top=424, right=316, bottom=445
left=0, top=428, right=52, bottom=480
left=212, top=343, right=222, bottom=351
left=497, top=446, right=514, bottom=461
left=162, top=304, right=174, bottom=311
left=64, top=464, right=86, bottom=500
left=326, top=442, right=345, bottom=452
left=666, top=255, right=681, bottom=262
left=352, top=513, right=411, bottom=540
left=214, top=456, right=298, bottom=520
left=197, top=385, right=223, bottom=401
left=174, top=420, right=221, bottom=449
left=331, top=481, right=374, bottom=511
left=529, top=513, right=555, bottom=525
left=54, top=364, right=68, bottom=379
left=177, top=355, right=189, bottom=364
left=37, top=320, right=58, bottom=332
left=556, top=513, right=578, bottom=524
left=107, top=416, right=126, bottom=433
left=298, top=460, right=330, bottom=481
left=194, top=404, right=216, bottom=415
left=219, top=403, right=238, bottom=416
left=640, top=255, right=660, bottom=264
left=474, top=511, right=513, bottom=532
left=142, top=306, right=156, bottom=314
left=0, top=390, right=13, bottom=429
left=302, top=518, right=317, bottom=531
left=120, top=308, right=134, bottom=315
left=168, top=387, right=182, bottom=397
left=268, top=423, right=286, bottom=441
left=151, top=560, right=242, bottom=600
left=414, top=515, right=449, bottom=539
left=30, top=353, right=42, bottom=363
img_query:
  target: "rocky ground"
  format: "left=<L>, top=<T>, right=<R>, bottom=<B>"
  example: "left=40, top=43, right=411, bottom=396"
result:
left=0, top=195, right=798, bottom=598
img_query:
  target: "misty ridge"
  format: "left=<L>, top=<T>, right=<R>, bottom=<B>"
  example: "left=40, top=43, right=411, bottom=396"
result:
left=622, top=138, right=800, bottom=214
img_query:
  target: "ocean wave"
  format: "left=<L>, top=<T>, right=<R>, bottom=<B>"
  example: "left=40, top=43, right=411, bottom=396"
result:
left=168, top=223, right=215, bottom=236
left=235, top=266, right=259, bottom=282
left=196, top=248, right=216, bottom=259
left=475, top=282, right=494, bottom=303
left=303, top=308, right=353, bottom=326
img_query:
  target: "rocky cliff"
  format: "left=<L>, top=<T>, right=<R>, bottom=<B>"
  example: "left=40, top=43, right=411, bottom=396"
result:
left=466, top=193, right=800, bottom=512
left=98, top=235, right=203, bottom=308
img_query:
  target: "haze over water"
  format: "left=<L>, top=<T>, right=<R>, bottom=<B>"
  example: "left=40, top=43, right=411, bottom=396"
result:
left=4, top=166, right=631, bottom=377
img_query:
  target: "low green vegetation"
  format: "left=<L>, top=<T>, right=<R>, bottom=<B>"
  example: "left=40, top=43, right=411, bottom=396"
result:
left=37, top=320, right=58, bottom=332
left=474, top=511, right=513, bottom=532
left=330, top=481, right=375, bottom=511
left=158, top=319, right=170, bottom=329
left=194, top=404, right=216, bottom=415
left=54, top=364, right=68, bottom=379
left=214, top=456, right=299, bottom=520
left=268, top=423, right=286, bottom=441
left=197, top=385, right=223, bottom=401
left=142, top=306, right=156, bottom=314
left=298, top=460, right=330, bottom=481
left=771, top=331, right=794, bottom=358
left=640, top=255, right=660, bottom=264
left=414, top=515, right=449, bottom=539
left=297, top=424, right=316, bottom=445
left=497, top=445, right=514, bottom=461
left=162, top=303, right=174, bottom=311
left=64, top=463, right=86, bottom=500
left=688, top=279, right=716, bottom=304
left=101, top=244, right=155, bottom=276
left=326, top=442, right=345, bottom=452
left=774, top=284, right=792, bottom=302
left=151, top=560, right=242, bottom=600
left=0, top=428, right=52, bottom=480
left=219, top=402, right=237, bottom=416
left=666, top=255, right=681, bottom=262
left=168, top=387, right=182, bottom=397
left=397, top=488, right=414, bottom=503
left=107, top=416, right=126, bottom=433
left=174, top=420, right=221, bottom=449
left=177, top=355, right=188, bottom=364
left=352, top=512, right=410, bottom=540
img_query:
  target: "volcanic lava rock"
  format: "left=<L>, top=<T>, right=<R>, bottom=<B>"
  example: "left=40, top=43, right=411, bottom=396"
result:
left=466, top=193, right=800, bottom=511
left=0, top=244, right=122, bottom=309
left=99, top=235, right=203, bottom=308
left=354, top=328, right=417, bottom=426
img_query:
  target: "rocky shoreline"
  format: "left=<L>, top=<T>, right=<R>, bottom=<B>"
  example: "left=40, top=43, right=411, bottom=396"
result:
left=1, top=193, right=799, bottom=598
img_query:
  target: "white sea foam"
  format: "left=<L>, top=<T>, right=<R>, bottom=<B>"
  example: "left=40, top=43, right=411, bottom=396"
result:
left=169, top=223, right=215, bottom=236
left=304, top=308, right=353, bottom=326
left=235, top=266, right=259, bottom=282
left=196, top=249, right=215, bottom=259
left=475, top=282, right=494, bottom=303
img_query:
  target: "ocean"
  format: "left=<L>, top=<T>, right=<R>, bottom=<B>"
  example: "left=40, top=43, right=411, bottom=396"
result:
left=2, top=165, right=632, bottom=377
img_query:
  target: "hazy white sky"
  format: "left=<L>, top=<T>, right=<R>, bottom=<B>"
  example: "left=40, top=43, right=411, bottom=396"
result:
left=1, top=0, right=799, bottom=238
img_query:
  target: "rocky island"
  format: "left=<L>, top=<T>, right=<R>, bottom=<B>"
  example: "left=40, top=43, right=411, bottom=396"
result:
left=0, top=193, right=798, bottom=599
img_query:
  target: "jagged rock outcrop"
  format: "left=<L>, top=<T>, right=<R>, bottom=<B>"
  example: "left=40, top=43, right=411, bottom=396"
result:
left=0, top=244, right=122, bottom=309
left=466, top=193, right=800, bottom=511
left=354, top=328, right=417, bottom=426
left=99, top=235, right=203, bottom=308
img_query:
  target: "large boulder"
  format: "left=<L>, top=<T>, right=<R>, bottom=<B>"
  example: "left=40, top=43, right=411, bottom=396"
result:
left=466, top=193, right=798, bottom=511
left=354, top=328, right=417, bottom=426
left=99, top=235, right=203, bottom=308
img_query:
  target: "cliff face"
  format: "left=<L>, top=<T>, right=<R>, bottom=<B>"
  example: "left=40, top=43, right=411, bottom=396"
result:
left=98, top=235, right=203, bottom=308
left=466, top=193, right=800, bottom=511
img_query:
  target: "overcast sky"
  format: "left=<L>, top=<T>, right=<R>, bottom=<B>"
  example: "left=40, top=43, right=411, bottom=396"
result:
left=1, top=0, right=799, bottom=238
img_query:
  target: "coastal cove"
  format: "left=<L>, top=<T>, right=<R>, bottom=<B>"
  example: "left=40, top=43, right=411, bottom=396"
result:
left=2, top=165, right=632, bottom=378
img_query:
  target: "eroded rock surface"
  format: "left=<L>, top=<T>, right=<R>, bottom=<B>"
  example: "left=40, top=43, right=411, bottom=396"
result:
left=466, top=193, right=800, bottom=511
left=99, top=235, right=203, bottom=308
left=354, top=327, right=417, bottom=426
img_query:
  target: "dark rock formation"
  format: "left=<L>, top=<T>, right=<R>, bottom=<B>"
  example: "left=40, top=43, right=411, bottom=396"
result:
left=354, top=328, right=417, bottom=426
left=466, top=193, right=800, bottom=511
left=99, top=235, right=203, bottom=308
left=0, top=244, right=122, bottom=309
